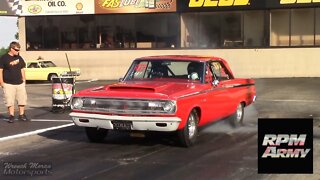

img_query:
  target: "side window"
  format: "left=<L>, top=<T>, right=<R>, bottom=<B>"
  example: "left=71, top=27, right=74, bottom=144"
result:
left=28, top=63, right=39, bottom=68
left=39, top=62, right=47, bottom=68
left=210, top=61, right=231, bottom=81
left=205, top=64, right=213, bottom=83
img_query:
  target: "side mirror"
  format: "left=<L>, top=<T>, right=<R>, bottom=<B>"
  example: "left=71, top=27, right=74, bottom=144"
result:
left=212, top=79, right=219, bottom=86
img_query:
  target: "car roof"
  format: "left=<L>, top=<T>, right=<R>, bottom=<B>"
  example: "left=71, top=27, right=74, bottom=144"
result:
left=136, top=55, right=224, bottom=62
left=135, top=55, right=234, bottom=78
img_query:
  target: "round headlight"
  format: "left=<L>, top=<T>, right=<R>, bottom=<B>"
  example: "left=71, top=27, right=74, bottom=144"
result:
left=163, top=101, right=176, bottom=113
left=71, top=97, right=83, bottom=109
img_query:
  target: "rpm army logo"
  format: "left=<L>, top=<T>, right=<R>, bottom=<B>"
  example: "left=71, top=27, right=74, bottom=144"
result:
left=262, top=134, right=310, bottom=158
left=258, top=118, right=313, bottom=174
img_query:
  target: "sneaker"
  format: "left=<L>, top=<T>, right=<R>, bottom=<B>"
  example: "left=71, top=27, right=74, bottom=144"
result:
left=8, top=115, right=14, bottom=123
left=18, top=114, right=29, bottom=121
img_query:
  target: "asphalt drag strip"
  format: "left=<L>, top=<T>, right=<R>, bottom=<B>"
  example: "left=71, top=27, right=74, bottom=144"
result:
left=0, top=119, right=74, bottom=140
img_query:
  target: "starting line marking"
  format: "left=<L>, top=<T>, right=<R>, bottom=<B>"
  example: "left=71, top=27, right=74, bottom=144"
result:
left=30, top=119, right=73, bottom=122
left=0, top=123, right=74, bottom=142
left=258, top=99, right=320, bottom=103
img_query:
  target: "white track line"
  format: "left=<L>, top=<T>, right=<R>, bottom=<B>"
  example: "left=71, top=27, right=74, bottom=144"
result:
left=31, top=119, right=73, bottom=122
left=0, top=123, right=74, bottom=142
left=258, top=99, right=320, bottom=103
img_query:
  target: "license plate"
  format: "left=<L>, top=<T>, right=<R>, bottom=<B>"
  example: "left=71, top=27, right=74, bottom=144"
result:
left=111, top=120, right=132, bottom=130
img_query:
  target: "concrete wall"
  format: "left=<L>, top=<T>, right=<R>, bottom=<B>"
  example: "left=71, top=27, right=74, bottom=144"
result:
left=19, top=48, right=320, bottom=80
left=18, top=17, right=320, bottom=80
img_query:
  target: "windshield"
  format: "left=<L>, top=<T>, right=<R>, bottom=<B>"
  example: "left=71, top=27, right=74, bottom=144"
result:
left=125, top=60, right=205, bottom=82
left=40, top=61, right=56, bottom=68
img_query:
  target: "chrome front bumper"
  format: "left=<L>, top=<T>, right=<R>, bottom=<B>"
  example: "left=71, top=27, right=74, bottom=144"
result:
left=69, top=112, right=181, bottom=132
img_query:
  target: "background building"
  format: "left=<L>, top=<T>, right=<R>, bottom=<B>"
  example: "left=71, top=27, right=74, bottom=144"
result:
left=4, top=0, right=320, bottom=79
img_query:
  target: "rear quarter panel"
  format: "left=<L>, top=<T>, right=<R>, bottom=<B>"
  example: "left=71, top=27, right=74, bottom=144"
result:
left=175, top=78, right=256, bottom=130
left=221, top=78, right=256, bottom=116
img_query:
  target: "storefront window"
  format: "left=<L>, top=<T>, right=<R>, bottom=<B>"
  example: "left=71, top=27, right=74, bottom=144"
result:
left=270, top=10, right=290, bottom=46
left=96, top=14, right=138, bottom=49
left=182, top=11, right=266, bottom=48
left=316, top=8, right=320, bottom=46
left=244, top=11, right=265, bottom=47
left=291, top=9, right=314, bottom=46
left=58, top=16, right=80, bottom=49
left=182, top=12, right=243, bottom=48
left=78, top=15, right=96, bottom=49
left=135, top=13, right=179, bottom=48
left=25, top=8, right=320, bottom=50
left=220, top=12, right=242, bottom=47
left=25, top=17, right=44, bottom=50
left=271, top=8, right=318, bottom=47
left=26, top=13, right=179, bottom=50
left=43, top=17, right=60, bottom=49
left=181, top=13, right=199, bottom=48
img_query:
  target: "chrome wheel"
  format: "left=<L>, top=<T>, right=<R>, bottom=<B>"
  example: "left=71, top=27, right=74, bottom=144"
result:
left=236, top=103, right=243, bottom=123
left=229, top=103, right=244, bottom=128
left=177, top=109, right=199, bottom=147
left=188, top=113, right=197, bottom=139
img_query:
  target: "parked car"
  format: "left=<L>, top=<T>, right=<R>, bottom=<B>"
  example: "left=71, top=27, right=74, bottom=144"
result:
left=69, top=55, right=256, bottom=147
left=25, top=60, right=80, bottom=81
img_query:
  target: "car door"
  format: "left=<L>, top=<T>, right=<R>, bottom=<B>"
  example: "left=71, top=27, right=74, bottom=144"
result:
left=26, top=62, right=44, bottom=80
left=210, top=60, right=239, bottom=117
left=201, top=61, right=235, bottom=123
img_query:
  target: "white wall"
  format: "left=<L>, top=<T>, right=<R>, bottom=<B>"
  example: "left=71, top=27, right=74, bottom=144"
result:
left=19, top=48, right=320, bottom=80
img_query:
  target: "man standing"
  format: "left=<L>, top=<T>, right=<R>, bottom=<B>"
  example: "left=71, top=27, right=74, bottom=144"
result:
left=0, top=41, right=28, bottom=123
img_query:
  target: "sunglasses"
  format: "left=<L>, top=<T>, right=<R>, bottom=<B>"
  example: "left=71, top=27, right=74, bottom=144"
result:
left=12, top=48, right=20, bottom=52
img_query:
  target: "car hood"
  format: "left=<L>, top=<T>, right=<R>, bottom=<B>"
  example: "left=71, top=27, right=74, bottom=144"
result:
left=75, top=81, right=207, bottom=100
left=49, top=67, right=80, bottom=71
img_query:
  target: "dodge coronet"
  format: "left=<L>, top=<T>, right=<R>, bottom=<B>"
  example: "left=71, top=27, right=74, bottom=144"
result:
left=69, top=55, right=256, bottom=147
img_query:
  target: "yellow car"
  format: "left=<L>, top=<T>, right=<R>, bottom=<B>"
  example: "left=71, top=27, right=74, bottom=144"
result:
left=25, top=60, right=81, bottom=81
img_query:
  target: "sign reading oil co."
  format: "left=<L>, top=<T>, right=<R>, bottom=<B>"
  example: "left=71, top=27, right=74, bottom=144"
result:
left=47, top=1, right=66, bottom=7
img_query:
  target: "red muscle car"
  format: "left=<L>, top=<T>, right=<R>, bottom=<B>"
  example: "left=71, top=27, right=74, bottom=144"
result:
left=69, top=55, right=256, bottom=147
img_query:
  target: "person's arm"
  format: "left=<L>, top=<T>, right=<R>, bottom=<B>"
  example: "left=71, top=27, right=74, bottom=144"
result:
left=21, top=68, right=26, bottom=83
left=0, top=69, right=4, bottom=87
left=20, top=56, right=26, bottom=83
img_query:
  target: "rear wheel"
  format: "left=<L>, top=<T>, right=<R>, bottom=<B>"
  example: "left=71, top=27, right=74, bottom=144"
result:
left=85, top=127, right=108, bottom=143
left=229, top=103, right=244, bottom=128
left=177, top=109, right=199, bottom=147
left=48, top=73, right=58, bottom=82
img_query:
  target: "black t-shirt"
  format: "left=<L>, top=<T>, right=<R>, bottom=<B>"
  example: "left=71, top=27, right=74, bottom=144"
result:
left=0, top=54, right=26, bottom=85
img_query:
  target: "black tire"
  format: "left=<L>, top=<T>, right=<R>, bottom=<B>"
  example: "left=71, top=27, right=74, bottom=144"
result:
left=85, top=127, right=108, bottom=143
left=229, top=103, right=244, bottom=128
left=48, top=73, right=58, bottom=82
left=177, top=109, right=199, bottom=147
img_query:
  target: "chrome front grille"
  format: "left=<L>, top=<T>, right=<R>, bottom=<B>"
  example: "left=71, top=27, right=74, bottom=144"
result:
left=79, top=98, right=170, bottom=115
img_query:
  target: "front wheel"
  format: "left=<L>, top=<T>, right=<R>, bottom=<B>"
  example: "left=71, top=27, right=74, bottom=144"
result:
left=229, top=103, right=244, bottom=128
left=85, top=127, right=108, bottom=143
left=177, top=109, right=199, bottom=147
left=48, top=73, right=58, bottom=82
